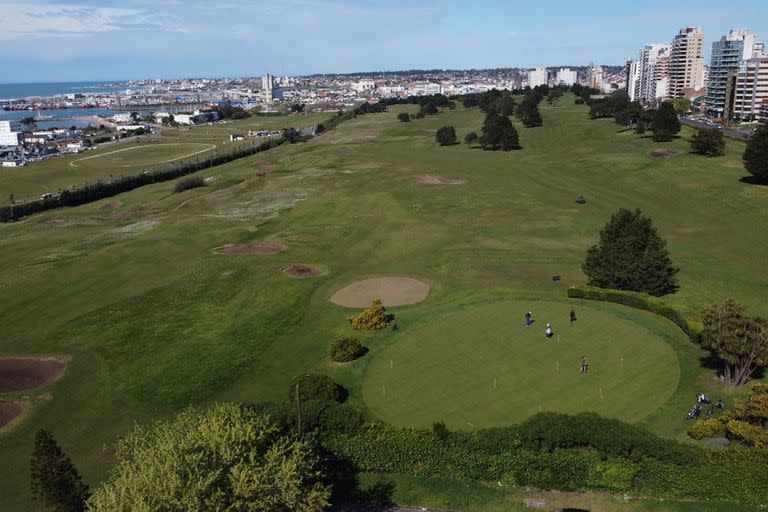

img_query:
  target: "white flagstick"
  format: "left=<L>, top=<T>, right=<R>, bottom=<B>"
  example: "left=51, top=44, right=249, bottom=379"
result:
left=556, top=361, right=559, bottom=372
left=382, top=385, right=386, bottom=397
left=621, top=357, right=623, bottom=368
left=600, top=388, right=604, bottom=399
left=390, top=359, right=393, bottom=369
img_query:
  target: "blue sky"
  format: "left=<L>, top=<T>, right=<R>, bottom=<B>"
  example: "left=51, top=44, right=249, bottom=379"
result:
left=1, top=0, right=767, bottom=82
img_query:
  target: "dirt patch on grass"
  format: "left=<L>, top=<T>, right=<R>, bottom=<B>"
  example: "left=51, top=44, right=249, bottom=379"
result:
left=282, top=264, right=322, bottom=278
left=649, top=148, right=680, bottom=158
left=214, top=243, right=285, bottom=255
left=413, top=174, right=466, bottom=185
left=330, top=277, right=430, bottom=308
left=0, top=358, right=67, bottom=393
left=99, top=200, right=123, bottom=210
left=0, top=402, right=24, bottom=429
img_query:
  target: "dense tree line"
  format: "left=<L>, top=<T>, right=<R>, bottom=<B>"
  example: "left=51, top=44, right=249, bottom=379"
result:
left=213, top=104, right=251, bottom=120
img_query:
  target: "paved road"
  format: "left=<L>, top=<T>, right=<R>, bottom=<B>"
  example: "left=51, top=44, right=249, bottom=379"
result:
left=681, top=117, right=755, bottom=140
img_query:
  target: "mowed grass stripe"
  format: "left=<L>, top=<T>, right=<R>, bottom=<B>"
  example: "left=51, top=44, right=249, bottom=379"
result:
left=363, top=301, right=679, bottom=428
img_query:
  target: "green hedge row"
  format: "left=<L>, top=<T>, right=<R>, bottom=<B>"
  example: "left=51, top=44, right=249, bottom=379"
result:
left=322, top=423, right=768, bottom=504
left=567, top=285, right=697, bottom=337
left=516, top=412, right=701, bottom=466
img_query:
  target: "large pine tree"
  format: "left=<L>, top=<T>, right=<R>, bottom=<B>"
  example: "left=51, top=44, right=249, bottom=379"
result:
left=744, top=124, right=768, bottom=181
left=651, top=101, right=681, bottom=142
left=30, top=430, right=90, bottom=512
left=583, top=209, right=679, bottom=296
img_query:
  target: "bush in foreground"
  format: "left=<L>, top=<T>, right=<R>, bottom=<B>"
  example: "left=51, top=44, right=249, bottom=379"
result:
left=347, top=298, right=393, bottom=330
left=330, top=336, right=367, bottom=362
left=88, top=403, right=330, bottom=511
left=396, top=112, right=410, bottom=123
left=173, top=175, right=205, bottom=193
left=290, top=373, right=348, bottom=403
left=690, top=127, right=725, bottom=156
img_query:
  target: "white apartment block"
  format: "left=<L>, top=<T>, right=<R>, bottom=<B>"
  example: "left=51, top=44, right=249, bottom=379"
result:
left=352, top=80, right=376, bottom=93
left=668, top=27, right=705, bottom=98
left=627, top=59, right=641, bottom=102
left=527, top=68, right=548, bottom=88
left=732, top=58, right=768, bottom=121
left=556, top=68, right=577, bottom=85
left=634, top=43, right=671, bottom=104
left=706, top=28, right=763, bottom=118
left=0, top=120, right=21, bottom=147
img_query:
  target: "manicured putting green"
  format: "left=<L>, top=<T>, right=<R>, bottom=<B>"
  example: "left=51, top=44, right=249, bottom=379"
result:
left=363, top=301, right=679, bottom=428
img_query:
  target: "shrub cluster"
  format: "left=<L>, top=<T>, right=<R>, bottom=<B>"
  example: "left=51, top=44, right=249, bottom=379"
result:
left=567, top=285, right=696, bottom=337
left=347, top=298, right=393, bottom=330
left=289, top=373, right=348, bottom=403
left=173, top=176, right=205, bottom=193
left=329, top=336, right=367, bottom=362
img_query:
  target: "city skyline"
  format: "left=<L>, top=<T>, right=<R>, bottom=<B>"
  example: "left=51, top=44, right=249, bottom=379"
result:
left=1, top=0, right=768, bottom=82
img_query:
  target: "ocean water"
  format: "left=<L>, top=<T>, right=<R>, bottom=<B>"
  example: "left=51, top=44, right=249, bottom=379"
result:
left=0, top=81, right=125, bottom=101
left=0, top=108, right=117, bottom=129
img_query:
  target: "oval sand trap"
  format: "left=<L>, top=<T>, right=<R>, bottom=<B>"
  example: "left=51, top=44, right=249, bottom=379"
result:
left=214, top=243, right=285, bottom=255
left=0, top=402, right=24, bottom=429
left=282, top=264, right=322, bottom=278
left=330, top=277, right=430, bottom=308
left=0, top=357, right=67, bottom=393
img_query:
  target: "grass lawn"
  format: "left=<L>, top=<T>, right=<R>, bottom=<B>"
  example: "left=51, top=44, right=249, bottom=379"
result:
left=0, top=112, right=328, bottom=201
left=0, top=96, right=765, bottom=510
left=362, top=300, right=679, bottom=428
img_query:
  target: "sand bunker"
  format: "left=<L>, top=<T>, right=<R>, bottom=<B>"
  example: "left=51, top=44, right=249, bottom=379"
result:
left=0, top=358, right=67, bottom=393
left=282, top=264, right=322, bottom=278
left=214, top=243, right=285, bottom=255
left=413, top=174, right=466, bottom=185
left=0, top=402, right=24, bottom=429
left=649, top=148, right=680, bottom=158
left=330, top=277, right=430, bottom=308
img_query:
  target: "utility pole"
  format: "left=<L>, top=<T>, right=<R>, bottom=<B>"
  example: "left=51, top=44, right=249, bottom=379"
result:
left=294, top=383, right=302, bottom=437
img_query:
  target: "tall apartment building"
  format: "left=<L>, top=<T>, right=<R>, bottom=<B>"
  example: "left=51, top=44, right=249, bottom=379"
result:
left=634, top=43, right=671, bottom=104
left=627, top=58, right=641, bottom=102
left=586, top=65, right=603, bottom=89
left=732, top=58, right=768, bottom=121
left=668, top=27, right=705, bottom=98
left=0, top=121, right=21, bottom=147
left=527, top=68, right=548, bottom=88
left=556, top=68, right=577, bottom=86
left=706, top=29, right=762, bottom=118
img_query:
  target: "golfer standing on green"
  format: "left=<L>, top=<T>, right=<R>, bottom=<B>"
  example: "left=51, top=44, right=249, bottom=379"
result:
left=580, top=356, right=588, bottom=374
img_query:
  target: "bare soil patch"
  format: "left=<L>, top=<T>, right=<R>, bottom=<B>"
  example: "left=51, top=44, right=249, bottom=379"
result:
left=330, top=277, right=430, bottom=308
left=413, top=174, right=466, bottom=185
left=282, top=264, right=322, bottom=278
left=0, top=358, right=67, bottom=393
left=214, top=243, right=285, bottom=255
left=0, top=402, right=24, bottom=429
left=649, top=148, right=680, bottom=158
left=99, top=200, right=123, bottom=210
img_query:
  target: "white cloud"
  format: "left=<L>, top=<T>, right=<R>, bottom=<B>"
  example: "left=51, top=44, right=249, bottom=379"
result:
left=0, top=3, right=167, bottom=39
